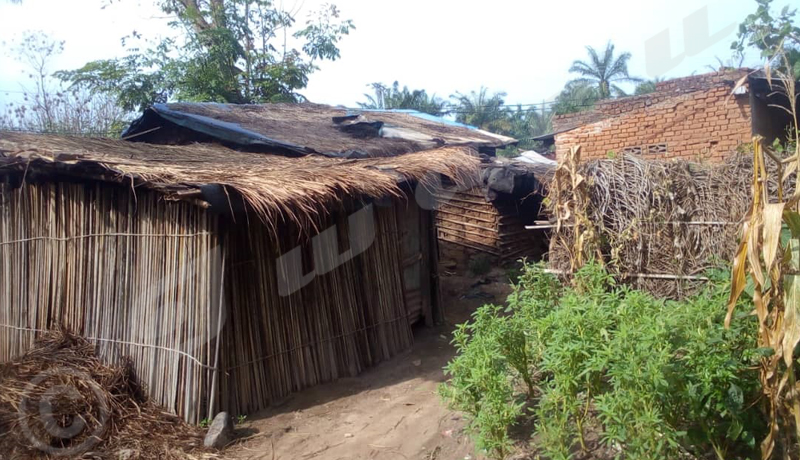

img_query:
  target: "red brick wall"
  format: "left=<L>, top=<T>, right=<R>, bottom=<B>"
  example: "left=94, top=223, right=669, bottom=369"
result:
left=553, top=70, right=751, bottom=134
left=554, top=84, right=752, bottom=162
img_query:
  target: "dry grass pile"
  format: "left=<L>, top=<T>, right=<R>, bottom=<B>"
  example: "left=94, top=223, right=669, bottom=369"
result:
left=0, top=329, right=215, bottom=459
left=548, top=151, right=755, bottom=298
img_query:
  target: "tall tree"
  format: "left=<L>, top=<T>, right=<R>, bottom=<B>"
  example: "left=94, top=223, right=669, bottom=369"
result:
left=552, top=80, right=602, bottom=115
left=58, top=1, right=354, bottom=112
left=450, top=87, right=511, bottom=134
left=1, top=32, right=128, bottom=136
left=358, top=81, right=448, bottom=116
left=506, top=105, right=551, bottom=142
left=568, top=42, right=641, bottom=99
left=733, top=0, right=799, bottom=77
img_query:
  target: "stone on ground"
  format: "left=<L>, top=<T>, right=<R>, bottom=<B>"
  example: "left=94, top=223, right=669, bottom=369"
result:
left=203, top=412, right=234, bottom=448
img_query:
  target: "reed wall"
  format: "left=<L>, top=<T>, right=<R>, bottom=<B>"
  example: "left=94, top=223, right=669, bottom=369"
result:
left=1, top=180, right=428, bottom=423
left=219, top=202, right=416, bottom=416
left=0, top=180, right=222, bottom=423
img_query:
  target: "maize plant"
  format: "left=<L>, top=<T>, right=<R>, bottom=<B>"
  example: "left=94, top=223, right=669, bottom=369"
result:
left=727, top=44, right=800, bottom=458
left=550, top=145, right=603, bottom=272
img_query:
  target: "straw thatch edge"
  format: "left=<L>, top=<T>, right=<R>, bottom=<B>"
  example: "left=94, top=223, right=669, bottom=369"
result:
left=0, top=132, right=481, bottom=229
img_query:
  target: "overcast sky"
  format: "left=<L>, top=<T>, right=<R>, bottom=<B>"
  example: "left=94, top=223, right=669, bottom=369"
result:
left=0, top=0, right=791, bottom=110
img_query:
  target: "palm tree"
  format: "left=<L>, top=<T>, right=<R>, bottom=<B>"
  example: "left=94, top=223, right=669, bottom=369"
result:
left=358, top=81, right=448, bottom=116
left=553, top=80, right=602, bottom=115
left=634, top=76, right=666, bottom=95
left=499, top=104, right=552, bottom=152
left=507, top=104, right=551, bottom=137
left=450, top=87, right=511, bottom=134
left=568, top=42, right=641, bottom=99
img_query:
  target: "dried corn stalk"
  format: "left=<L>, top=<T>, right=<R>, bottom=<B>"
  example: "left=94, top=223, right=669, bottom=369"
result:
left=549, top=145, right=602, bottom=272
left=727, top=42, right=800, bottom=458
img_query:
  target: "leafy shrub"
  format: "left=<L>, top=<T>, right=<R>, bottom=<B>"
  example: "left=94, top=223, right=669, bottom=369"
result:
left=440, top=262, right=764, bottom=459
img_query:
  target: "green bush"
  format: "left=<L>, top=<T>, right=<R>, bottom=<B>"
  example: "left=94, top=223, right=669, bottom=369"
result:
left=440, top=262, right=764, bottom=460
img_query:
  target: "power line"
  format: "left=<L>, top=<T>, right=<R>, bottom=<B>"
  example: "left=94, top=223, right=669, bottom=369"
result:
left=0, top=87, right=618, bottom=111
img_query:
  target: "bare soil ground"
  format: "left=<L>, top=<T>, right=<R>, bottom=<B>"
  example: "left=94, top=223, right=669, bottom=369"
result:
left=226, top=265, right=514, bottom=460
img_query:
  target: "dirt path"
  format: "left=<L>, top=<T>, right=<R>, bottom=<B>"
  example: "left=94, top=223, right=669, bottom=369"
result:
left=226, top=268, right=513, bottom=460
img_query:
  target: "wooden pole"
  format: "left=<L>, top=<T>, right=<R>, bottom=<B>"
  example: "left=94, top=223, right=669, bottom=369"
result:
left=207, top=245, right=226, bottom=419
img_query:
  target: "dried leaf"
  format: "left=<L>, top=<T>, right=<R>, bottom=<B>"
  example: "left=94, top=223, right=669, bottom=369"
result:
left=731, top=73, right=750, bottom=96
left=727, top=235, right=750, bottom=328
left=748, top=216, right=766, bottom=287
left=763, top=203, right=786, bottom=271
left=783, top=239, right=800, bottom=367
left=761, top=412, right=776, bottom=460
left=783, top=159, right=797, bottom=183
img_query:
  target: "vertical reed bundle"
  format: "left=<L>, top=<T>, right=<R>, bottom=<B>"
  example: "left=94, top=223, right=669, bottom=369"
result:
left=0, top=181, right=221, bottom=424
left=1, top=179, right=429, bottom=423
left=220, top=202, right=414, bottom=416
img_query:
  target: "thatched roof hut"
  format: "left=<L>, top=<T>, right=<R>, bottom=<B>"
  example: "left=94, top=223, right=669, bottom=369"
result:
left=121, top=102, right=552, bottom=265
left=0, top=131, right=479, bottom=423
left=123, top=102, right=516, bottom=157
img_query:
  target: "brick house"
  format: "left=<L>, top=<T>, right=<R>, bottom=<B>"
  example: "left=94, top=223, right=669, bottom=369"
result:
left=535, top=69, right=795, bottom=162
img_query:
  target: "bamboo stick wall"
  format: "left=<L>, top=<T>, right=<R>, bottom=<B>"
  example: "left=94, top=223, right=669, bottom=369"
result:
left=1, top=179, right=430, bottom=423
left=436, top=187, right=543, bottom=260
left=219, top=203, right=415, bottom=416
left=0, top=180, right=222, bottom=423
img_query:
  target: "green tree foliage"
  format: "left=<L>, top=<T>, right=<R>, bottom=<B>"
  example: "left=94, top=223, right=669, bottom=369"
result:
left=500, top=104, right=552, bottom=154
left=57, top=0, right=354, bottom=112
left=1, top=32, right=128, bottom=136
left=441, top=262, right=765, bottom=460
left=505, top=104, right=551, bottom=140
left=357, top=81, right=447, bottom=116
left=733, top=0, right=800, bottom=77
left=450, top=88, right=553, bottom=155
left=552, top=80, right=601, bottom=115
left=450, top=87, right=511, bottom=134
left=568, top=42, right=641, bottom=100
left=634, top=76, right=666, bottom=95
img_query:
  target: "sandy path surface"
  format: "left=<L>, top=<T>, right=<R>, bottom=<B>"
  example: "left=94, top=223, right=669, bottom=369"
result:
left=226, top=268, right=512, bottom=460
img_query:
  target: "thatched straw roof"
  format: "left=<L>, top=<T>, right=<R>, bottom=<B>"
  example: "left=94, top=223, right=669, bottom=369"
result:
left=123, top=103, right=516, bottom=157
left=0, top=132, right=480, bottom=227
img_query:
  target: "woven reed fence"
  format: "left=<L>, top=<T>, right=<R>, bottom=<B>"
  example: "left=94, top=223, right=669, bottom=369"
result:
left=1, top=180, right=421, bottom=422
left=547, top=151, right=753, bottom=298
left=0, top=180, right=222, bottom=423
